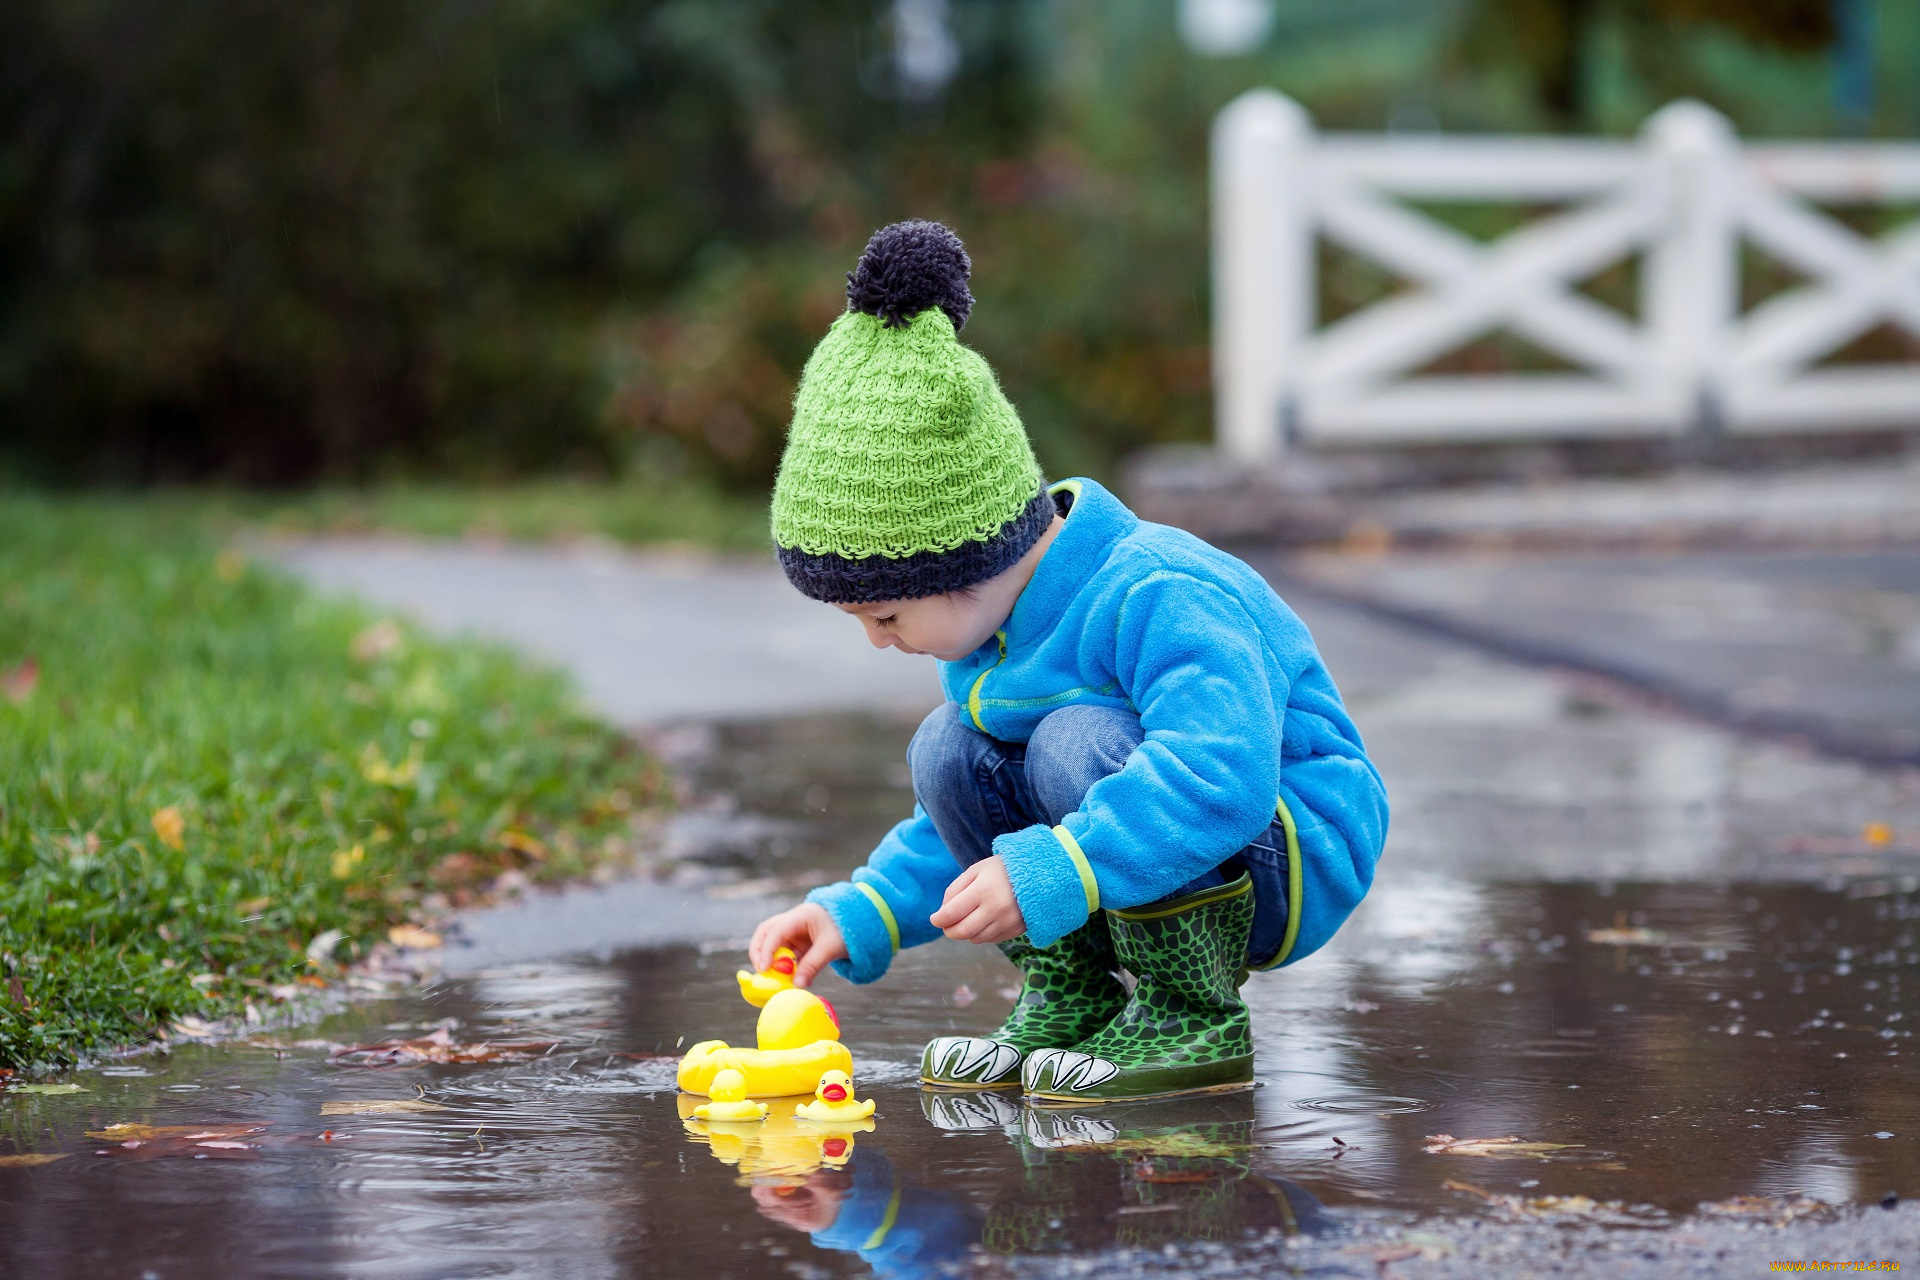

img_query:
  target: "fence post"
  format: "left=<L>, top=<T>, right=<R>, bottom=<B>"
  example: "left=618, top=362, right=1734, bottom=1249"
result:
left=1212, top=89, right=1314, bottom=463
left=1642, top=100, right=1739, bottom=430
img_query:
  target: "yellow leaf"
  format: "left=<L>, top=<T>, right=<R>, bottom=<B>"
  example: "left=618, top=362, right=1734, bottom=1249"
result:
left=0, top=1153, right=66, bottom=1167
left=387, top=924, right=443, bottom=950
left=151, top=806, right=185, bottom=851
left=330, top=844, right=366, bottom=879
left=1423, top=1134, right=1582, bottom=1158
left=1864, top=822, right=1894, bottom=847
left=498, top=830, right=548, bottom=861
left=320, top=1099, right=448, bottom=1116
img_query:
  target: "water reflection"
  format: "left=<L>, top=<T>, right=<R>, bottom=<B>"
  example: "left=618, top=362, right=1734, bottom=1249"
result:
left=3, top=709, right=1918, bottom=1276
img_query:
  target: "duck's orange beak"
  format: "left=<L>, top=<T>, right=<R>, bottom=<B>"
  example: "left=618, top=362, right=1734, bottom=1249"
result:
left=823, top=1083, right=847, bottom=1101
left=772, top=956, right=795, bottom=975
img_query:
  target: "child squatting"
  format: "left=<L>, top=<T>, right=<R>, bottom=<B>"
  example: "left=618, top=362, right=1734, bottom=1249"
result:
left=750, top=220, right=1389, bottom=1104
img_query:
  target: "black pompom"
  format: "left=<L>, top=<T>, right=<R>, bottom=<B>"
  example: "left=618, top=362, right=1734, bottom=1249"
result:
left=846, top=220, right=974, bottom=331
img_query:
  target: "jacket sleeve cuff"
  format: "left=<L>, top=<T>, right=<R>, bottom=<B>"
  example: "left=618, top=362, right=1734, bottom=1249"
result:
left=993, top=823, right=1099, bottom=948
left=807, top=877, right=900, bottom=985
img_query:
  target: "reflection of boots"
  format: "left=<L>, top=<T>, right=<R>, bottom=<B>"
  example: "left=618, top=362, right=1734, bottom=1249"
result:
left=920, top=1090, right=1022, bottom=1133
left=922, top=918, right=1126, bottom=1088
left=1022, top=874, right=1254, bottom=1103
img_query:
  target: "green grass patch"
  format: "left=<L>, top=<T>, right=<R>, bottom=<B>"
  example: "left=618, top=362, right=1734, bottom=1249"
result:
left=0, top=496, right=665, bottom=1071
left=221, top=478, right=772, bottom=551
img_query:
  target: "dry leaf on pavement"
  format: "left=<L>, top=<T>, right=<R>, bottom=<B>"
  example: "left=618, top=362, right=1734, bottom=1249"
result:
left=1424, top=1134, right=1582, bottom=1158
left=320, top=1099, right=449, bottom=1116
left=0, top=1153, right=67, bottom=1167
left=87, top=1122, right=271, bottom=1159
left=387, top=924, right=443, bottom=950
left=328, top=1025, right=559, bottom=1067
left=1700, top=1194, right=1829, bottom=1225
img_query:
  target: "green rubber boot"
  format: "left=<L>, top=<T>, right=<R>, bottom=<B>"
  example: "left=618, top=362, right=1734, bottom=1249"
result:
left=921, top=918, right=1127, bottom=1089
left=1021, top=873, right=1255, bottom=1103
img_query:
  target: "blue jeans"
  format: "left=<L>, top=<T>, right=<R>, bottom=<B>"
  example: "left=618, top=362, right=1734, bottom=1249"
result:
left=907, top=701, right=1293, bottom=967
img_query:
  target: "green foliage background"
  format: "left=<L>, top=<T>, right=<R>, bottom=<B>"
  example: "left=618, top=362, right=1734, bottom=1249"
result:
left=2, top=0, right=1913, bottom=491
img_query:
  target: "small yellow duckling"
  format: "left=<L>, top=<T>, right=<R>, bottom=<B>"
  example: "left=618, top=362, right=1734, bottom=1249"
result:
left=691, top=1068, right=768, bottom=1123
left=794, top=1069, right=875, bottom=1122
left=736, top=946, right=798, bottom=1008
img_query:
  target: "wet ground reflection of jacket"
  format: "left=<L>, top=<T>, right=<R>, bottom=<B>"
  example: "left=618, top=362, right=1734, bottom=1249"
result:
left=807, top=1148, right=982, bottom=1280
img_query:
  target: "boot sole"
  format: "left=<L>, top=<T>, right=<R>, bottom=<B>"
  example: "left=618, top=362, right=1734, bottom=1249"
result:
left=1022, top=1078, right=1255, bottom=1106
left=918, top=1077, right=1023, bottom=1091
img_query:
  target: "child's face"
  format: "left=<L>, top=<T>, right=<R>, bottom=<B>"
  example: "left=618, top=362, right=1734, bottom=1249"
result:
left=834, top=590, right=1007, bottom=662
left=829, top=506, right=1063, bottom=662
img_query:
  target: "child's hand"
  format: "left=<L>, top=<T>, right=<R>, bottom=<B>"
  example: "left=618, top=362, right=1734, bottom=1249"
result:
left=930, top=855, right=1026, bottom=945
left=749, top=902, right=847, bottom=989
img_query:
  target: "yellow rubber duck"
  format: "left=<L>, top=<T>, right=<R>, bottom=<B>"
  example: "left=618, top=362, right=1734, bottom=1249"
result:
left=736, top=946, right=798, bottom=1008
left=794, top=1069, right=875, bottom=1122
left=677, top=987, right=853, bottom=1098
left=690, top=1069, right=768, bottom=1123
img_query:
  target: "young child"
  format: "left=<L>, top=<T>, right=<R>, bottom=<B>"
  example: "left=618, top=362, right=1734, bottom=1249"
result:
left=750, top=221, right=1388, bottom=1103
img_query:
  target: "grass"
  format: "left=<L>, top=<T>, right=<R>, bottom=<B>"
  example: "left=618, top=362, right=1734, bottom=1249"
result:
left=211, top=477, right=772, bottom=552
left=0, top=496, right=666, bottom=1072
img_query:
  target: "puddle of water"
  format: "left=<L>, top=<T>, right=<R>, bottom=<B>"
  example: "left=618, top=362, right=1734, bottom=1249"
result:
left=3, top=714, right=1917, bottom=1277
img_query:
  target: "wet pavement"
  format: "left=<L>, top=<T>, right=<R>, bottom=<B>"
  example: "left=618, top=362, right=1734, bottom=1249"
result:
left=7, top=541, right=1912, bottom=1276
left=7, top=701, right=1920, bottom=1277
left=1277, top=547, right=1920, bottom=765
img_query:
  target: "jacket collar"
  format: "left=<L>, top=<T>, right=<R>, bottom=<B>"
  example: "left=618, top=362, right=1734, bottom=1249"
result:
left=1002, top=477, right=1136, bottom=648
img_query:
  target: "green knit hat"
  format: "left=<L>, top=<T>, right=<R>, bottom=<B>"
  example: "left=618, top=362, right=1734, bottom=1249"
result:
left=772, top=221, right=1049, bottom=604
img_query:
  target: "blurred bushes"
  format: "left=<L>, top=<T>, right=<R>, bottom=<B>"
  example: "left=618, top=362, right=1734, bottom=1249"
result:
left=0, top=0, right=1886, bottom=491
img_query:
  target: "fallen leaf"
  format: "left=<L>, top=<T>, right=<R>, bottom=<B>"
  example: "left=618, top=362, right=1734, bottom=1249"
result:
left=330, top=845, right=366, bottom=879
left=498, top=830, right=548, bottom=861
left=1586, top=927, right=1666, bottom=946
left=171, top=1015, right=217, bottom=1038
left=1700, top=1194, right=1828, bottom=1226
left=320, top=1099, right=448, bottom=1116
left=150, top=806, right=186, bottom=851
left=6, top=976, right=23, bottom=1009
left=387, top=924, right=443, bottom=950
left=0, top=1153, right=66, bottom=1167
left=86, top=1122, right=271, bottom=1159
left=1863, top=822, right=1894, bottom=848
left=1423, top=1134, right=1582, bottom=1158
left=306, top=929, right=346, bottom=965
left=328, top=1026, right=560, bottom=1067
left=2, top=658, right=38, bottom=704
left=13, top=1084, right=87, bottom=1096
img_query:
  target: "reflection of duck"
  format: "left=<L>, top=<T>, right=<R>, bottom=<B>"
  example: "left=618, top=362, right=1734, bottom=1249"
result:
left=795, top=1070, right=875, bottom=1123
left=678, top=987, right=853, bottom=1098
left=681, top=1092, right=874, bottom=1181
left=737, top=947, right=798, bottom=1007
left=691, top=1068, right=769, bottom=1122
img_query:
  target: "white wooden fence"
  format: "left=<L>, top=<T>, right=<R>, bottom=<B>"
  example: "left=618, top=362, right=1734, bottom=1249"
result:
left=1212, top=90, right=1920, bottom=461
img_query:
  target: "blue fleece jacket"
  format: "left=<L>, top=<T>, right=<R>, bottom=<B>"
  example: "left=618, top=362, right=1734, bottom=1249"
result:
left=807, top=478, right=1388, bottom=983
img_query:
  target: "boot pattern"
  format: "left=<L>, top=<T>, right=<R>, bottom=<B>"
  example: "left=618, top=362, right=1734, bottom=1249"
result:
left=921, top=917, right=1127, bottom=1086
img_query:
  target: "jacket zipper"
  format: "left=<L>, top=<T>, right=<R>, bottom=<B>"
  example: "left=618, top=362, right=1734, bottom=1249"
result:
left=966, top=630, right=1009, bottom=732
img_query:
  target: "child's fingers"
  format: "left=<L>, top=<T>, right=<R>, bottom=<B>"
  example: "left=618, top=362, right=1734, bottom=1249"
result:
left=939, top=862, right=980, bottom=906
left=930, top=880, right=982, bottom=929
left=792, top=934, right=838, bottom=988
left=940, top=901, right=999, bottom=942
